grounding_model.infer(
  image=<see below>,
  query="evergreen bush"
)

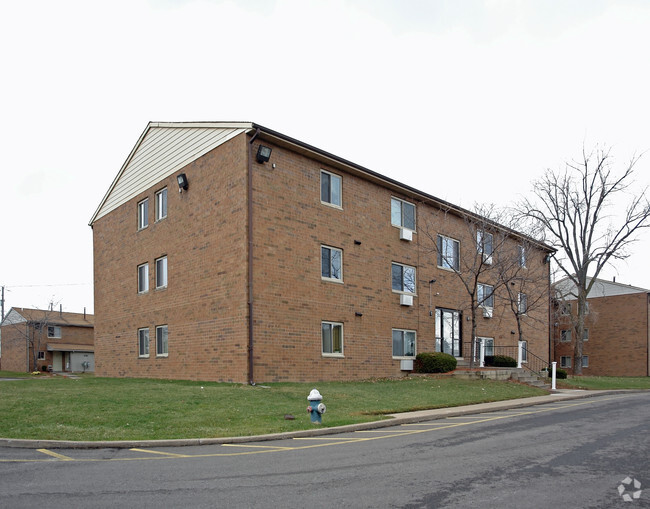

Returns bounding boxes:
[414,352,457,373]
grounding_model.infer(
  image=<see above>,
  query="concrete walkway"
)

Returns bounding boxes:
[1,389,630,450]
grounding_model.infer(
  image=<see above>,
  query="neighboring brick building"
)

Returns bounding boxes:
[0,307,94,373]
[89,122,553,383]
[553,277,650,376]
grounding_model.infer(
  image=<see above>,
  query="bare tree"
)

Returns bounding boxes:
[423,204,513,368]
[518,145,650,374]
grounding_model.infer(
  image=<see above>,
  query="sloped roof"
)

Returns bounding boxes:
[554,276,650,300]
[89,121,553,252]
[2,307,94,328]
[89,122,254,224]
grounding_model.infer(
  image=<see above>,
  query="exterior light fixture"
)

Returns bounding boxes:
[256,145,272,164]
[177,173,189,192]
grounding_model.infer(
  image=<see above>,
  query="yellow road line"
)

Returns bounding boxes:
[221,444,294,450]
[37,449,74,461]
[130,448,189,458]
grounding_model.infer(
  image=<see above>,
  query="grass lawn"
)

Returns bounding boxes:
[558,376,650,390]
[0,373,547,441]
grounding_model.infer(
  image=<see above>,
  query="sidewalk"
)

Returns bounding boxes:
[0,389,628,450]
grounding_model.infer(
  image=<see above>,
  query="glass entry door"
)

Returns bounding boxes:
[435,308,462,357]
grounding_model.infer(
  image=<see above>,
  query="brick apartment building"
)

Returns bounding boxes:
[89,122,553,383]
[554,277,650,376]
[0,307,94,373]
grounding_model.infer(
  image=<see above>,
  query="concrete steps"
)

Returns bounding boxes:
[451,358,551,389]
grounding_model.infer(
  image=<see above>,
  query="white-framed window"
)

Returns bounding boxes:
[518,293,527,314]
[583,328,589,341]
[321,321,343,356]
[560,356,571,368]
[138,198,149,230]
[582,355,589,368]
[478,283,494,308]
[477,230,493,263]
[391,197,416,231]
[437,235,460,271]
[560,329,572,342]
[138,328,149,358]
[155,256,168,289]
[321,245,343,282]
[481,337,494,357]
[521,340,528,363]
[137,263,149,294]
[392,329,416,358]
[560,303,571,315]
[320,170,342,208]
[156,325,168,357]
[155,188,168,221]
[37,351,46,360]
[391,262,416,295]
[518,245,527,268]
[47,326,61,338]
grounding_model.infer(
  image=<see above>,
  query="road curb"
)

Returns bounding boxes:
[0,390,641,449]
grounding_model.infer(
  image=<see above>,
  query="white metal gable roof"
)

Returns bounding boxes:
[89,122,254,224]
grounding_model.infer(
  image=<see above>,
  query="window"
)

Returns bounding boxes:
[518,293,527,314]
[518,245,527,268]
[437,235,460,271]
[478,283,494,308]
[155,188,167,221]
[156,325,168,357]
[480,337,494,357]
[391,263,416,294]
[392,329,416,358]
[560,356,572,368]
[322,322,343,356]
[47,326,61,338]
[320,170,342,207]
[391,197,416,230]
[560,329,572,342]
[138,263,149,294]
[138,198,149,229]
[560,303,570,315]
[582,355,589,367]
[435,308,462,356]
[477,230,493,262]
[521,340,528,363]
[321,246,343,282]
[37,351,46,360]
[583,328,589,341]
[138,328,149,358]
[156,256,168,289]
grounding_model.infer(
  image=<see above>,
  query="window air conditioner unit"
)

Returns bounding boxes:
[399,228,413,241]
[400,294,414,306]
[483,307,493,318]
[483,253,492,265]
[400,359,414,371]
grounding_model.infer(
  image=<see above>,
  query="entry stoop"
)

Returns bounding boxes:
[510,369,551,389]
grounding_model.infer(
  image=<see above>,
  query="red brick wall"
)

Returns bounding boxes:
[92,132,551,383]
[554,292,650,376]
[0,323,29,372]
[93,134,250,382]
[250,141,550,381]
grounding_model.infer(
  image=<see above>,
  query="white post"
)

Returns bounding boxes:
[517,341,523,368]
[479,338,485,368]
[551,361,557,390]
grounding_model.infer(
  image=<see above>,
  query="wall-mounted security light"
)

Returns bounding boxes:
[256,145,272,164]
[177,173,189,192]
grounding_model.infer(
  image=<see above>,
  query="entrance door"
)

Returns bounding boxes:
[435,308,462,357]
[52,352,63,371]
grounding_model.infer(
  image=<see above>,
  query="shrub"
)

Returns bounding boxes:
[555,368,568,379]
[414,352,457,373]
[492,355,518,367]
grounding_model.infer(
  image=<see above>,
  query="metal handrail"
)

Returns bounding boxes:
[463,341,549,378]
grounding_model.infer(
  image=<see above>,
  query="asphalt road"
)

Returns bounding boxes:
[1,392,648,508]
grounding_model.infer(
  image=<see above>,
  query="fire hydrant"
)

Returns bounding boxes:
[307,388,326,424]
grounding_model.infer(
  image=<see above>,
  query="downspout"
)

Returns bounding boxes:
[247,129,260,385]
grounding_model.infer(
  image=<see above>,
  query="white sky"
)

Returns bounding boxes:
[1,0,649,314]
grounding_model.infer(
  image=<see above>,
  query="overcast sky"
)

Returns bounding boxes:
[1,0,649,314]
